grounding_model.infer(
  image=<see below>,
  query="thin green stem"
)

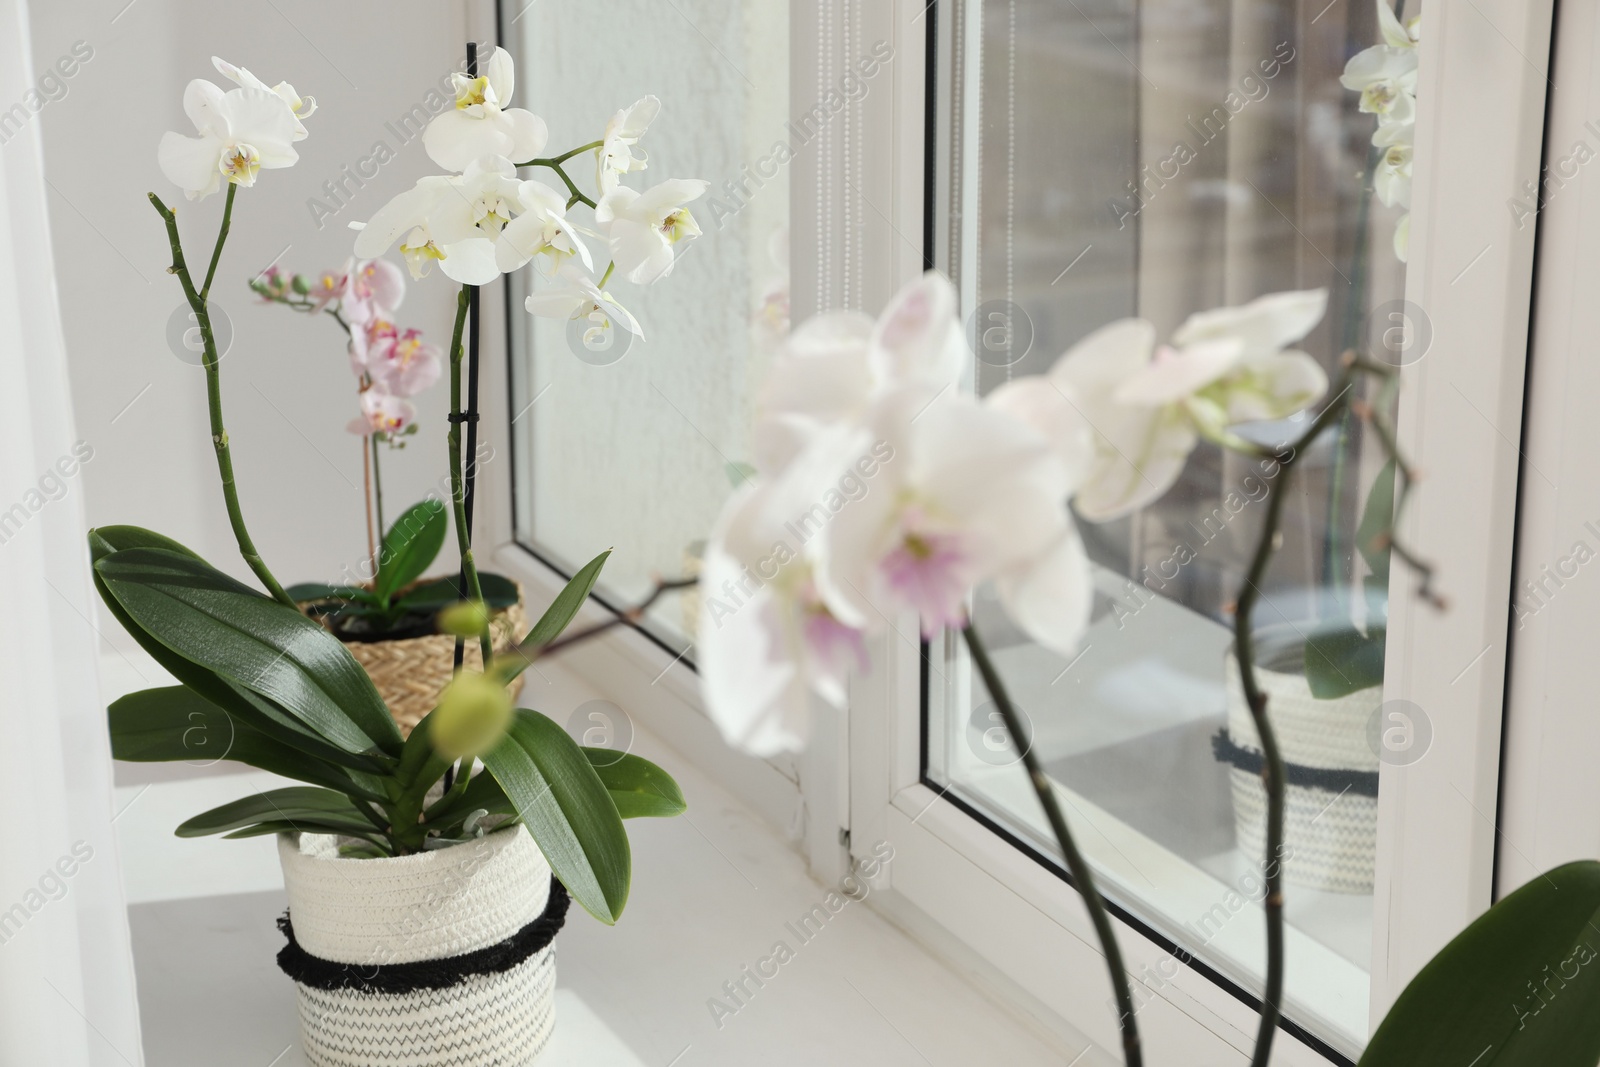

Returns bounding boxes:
[200,183,235,301]
[598,260,615,288]
[446,285,493,665]
[962,625,1143,1067]
[149,191,295,609]
[517,140,604,210]
[519,139,604,168]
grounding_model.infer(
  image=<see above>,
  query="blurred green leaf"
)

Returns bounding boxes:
[1361,861,1600,1067]
[396,572,519,613]
[1357,459,1397,582]
[375,500,448,605]
[1304,625,1386,700]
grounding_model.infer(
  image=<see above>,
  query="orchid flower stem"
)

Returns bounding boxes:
[962,624,1143,1067]
[598,261,615,288]
[517,140,604,210]
[446,285,492,665]
[495,577,696,681]
[362,437,377,566]
[1233,354,1437,1067]
[371,434,386,542]
[199,182,234,301]
[149,189,295,609]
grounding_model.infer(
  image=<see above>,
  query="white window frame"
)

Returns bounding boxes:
[476,0,1555,1062]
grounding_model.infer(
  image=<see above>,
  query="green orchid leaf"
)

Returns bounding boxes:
[108,686,384,802]
[287,582,380,607]
[375,500,449,605]
[482,709,630,924]
[95,547,403,758]
[176,786,378,838]
[1361,861,1600,1067]
[1357,459,1397,582]
[395,572,520,613]
[584,749,687,819]
[87,530,389,774]
[1304,625,1386,700]
[499,551,610,684]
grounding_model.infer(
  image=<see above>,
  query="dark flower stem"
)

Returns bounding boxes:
[445,285,492,665]
[1230,354,1436,1066]
[150,186,295,608]
[962,624,1143,1067]
[517,139,604,209]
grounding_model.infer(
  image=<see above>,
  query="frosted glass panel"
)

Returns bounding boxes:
[509,1,790,645]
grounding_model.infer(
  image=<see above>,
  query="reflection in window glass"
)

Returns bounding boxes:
[509,2,790,649]
[926,0,1413,1053]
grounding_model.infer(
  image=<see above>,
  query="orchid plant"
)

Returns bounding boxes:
[99,48,700,929]
[249,257,521,637]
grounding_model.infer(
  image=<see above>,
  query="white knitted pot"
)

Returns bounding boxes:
[276,826,565,1066]
[1221,651,1381,894]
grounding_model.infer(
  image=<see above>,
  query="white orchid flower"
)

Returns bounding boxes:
[753,272,968,474]
[698,429,873,756]
[1377,0,1421,50]
[1373,121,1413,209]
[595,179,709,285]
[158,78,303,200]
[819,388,1091,656]
[495,180,593,274]
[1394,213,1411,263]
[423,47,549,172]
[352,158,534,284]
[1340,45,1418,126]
[1039,291,1329,522]
[210,56,315,137]
[524,265,643,343]
[595,96,661,195]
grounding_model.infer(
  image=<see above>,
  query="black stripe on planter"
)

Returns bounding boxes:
[275,878,570,994]
[1211,728,1381,798]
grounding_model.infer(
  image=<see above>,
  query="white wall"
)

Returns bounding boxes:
[28,0,480,646]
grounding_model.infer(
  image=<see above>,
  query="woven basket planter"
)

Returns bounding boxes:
[1217,644,1381,895]
[276,827,567,1066]
[333,592,529,737]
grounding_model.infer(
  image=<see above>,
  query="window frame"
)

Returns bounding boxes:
[479,0,1557,1061]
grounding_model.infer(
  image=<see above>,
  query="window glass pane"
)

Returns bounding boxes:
[926,0,1414,1052]
[509,2,790,647]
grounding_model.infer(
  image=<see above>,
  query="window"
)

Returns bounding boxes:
[506,0,792,651]
[924,0,1410,1051]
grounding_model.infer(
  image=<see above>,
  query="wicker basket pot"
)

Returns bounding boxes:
[1218,643,1382,895]
[276,827,567,1066]
[336,590,528,736]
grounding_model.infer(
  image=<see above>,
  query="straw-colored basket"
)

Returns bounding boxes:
[331,592,528,737]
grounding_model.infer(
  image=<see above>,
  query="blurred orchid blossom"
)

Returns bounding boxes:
[700,271,1092,757]
[752,272,967,474]
[365,326,442,398]
[1340,45,1417,126]
[348,390,416,438]
[1032,290,1329,522]
[423,46,548,172]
